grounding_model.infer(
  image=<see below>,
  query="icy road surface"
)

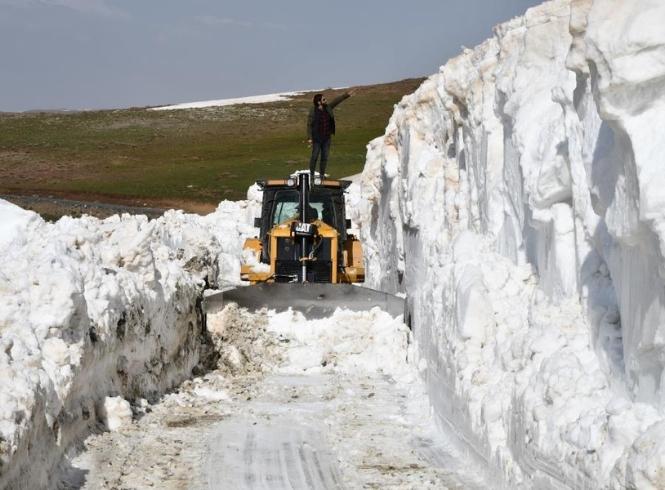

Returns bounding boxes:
[61,307,487,489]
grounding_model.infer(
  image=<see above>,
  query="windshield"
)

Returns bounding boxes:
[271,190,335,225]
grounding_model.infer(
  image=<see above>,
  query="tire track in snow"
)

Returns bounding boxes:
[205,417,343,489]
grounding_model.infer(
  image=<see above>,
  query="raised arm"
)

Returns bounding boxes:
[328,89,354,109]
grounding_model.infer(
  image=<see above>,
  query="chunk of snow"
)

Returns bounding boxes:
[0,199,42,251]
[102,396,132,432]
[267,307,411,379]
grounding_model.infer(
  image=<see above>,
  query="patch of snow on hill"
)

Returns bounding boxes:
[152,91,304,110]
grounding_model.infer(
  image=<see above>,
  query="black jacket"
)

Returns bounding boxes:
[307,92,350,142]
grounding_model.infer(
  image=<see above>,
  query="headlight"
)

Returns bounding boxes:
[287,178,295,186]
[314,177,322,185]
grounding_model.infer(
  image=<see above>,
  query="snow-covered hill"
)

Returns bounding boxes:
[352,0,665,487]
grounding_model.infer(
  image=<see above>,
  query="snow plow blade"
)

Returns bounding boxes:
[204,283,404,320]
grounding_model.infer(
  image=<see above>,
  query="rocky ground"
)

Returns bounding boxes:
[0,194,169,221]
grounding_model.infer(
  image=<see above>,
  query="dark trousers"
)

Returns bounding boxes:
[309,138,331,178]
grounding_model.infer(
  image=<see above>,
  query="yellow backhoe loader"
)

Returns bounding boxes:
[204,171,404,319]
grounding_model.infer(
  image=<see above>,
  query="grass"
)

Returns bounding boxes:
[0,78,423,208]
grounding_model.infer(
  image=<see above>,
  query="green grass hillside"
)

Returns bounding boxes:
[0,79,423,210]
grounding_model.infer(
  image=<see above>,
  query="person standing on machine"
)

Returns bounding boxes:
[307,89,354,181]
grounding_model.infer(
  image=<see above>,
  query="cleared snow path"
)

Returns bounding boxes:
[60,307,487,489]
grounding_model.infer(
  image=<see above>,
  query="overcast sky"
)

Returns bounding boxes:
[0,0,543,112]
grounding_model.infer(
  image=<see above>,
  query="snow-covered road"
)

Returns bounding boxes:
[60,307,487,489]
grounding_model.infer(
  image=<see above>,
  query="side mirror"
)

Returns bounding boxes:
[345,219,352,229]
[254,217,261,228]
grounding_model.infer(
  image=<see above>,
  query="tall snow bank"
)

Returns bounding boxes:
[354,0,665,487]
[0,192,260,489]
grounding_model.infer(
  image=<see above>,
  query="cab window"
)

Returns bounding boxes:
[312,192,336,226]
[271,190,336,226]
[272,191,299,224]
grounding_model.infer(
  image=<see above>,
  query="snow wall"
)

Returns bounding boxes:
[353,0,665,488]
[0,198,259,489]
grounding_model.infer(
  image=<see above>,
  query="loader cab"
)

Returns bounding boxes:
[242,172,364,284]
[256,174,351,263]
